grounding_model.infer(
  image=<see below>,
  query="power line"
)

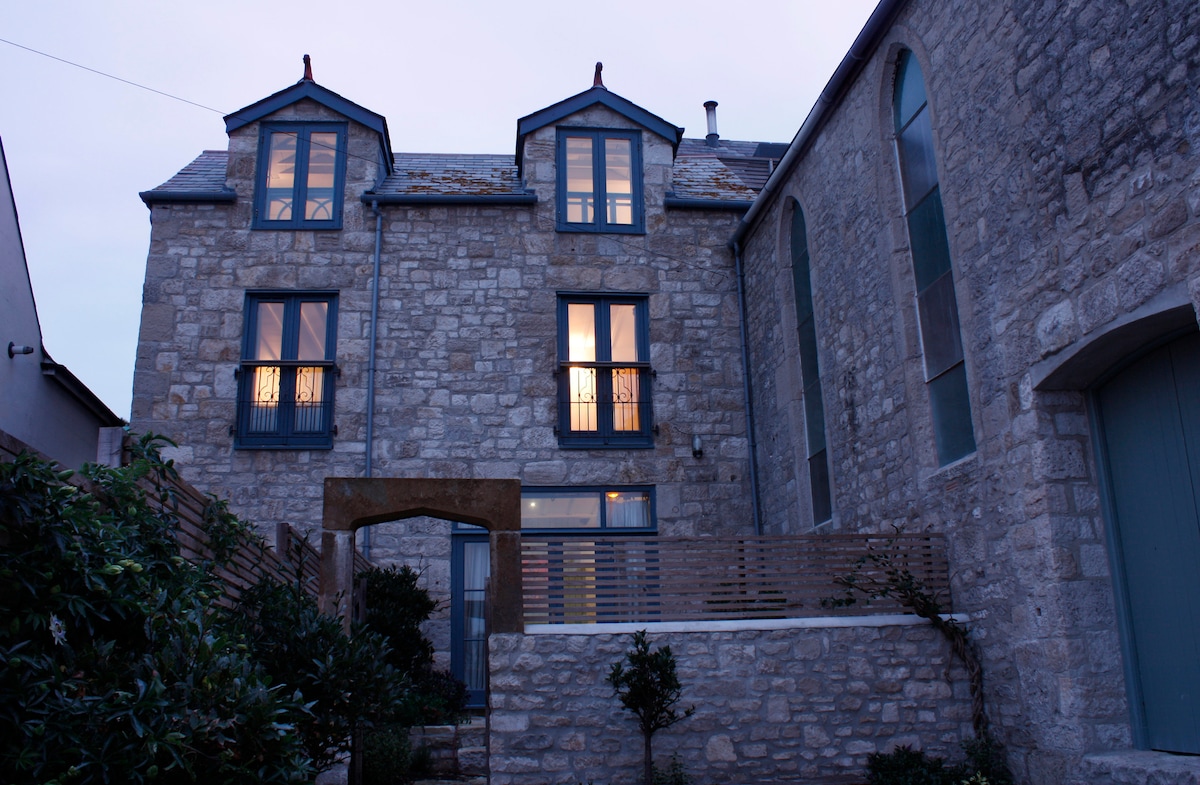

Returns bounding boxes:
[0,36,227,115]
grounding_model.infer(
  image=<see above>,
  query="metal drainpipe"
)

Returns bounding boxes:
[733,239,762,535]
[362,200,383,561]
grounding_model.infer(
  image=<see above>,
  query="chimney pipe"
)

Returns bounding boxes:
[704,100,719,147]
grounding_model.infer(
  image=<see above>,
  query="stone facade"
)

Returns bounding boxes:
[488,620,971,785]
[738,0,1200,782]
[133,97,755,545]
[129,2,1200,782]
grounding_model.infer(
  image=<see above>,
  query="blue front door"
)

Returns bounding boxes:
[1095,329,1200,754]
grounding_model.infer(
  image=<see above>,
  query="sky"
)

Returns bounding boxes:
[1,0,880,419]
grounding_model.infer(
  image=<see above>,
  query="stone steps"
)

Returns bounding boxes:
[1080,751,1200,785]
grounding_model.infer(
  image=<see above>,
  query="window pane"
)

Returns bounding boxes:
[254,302,285,360]
[797,315,820,387]
[249,366,280,433]
[565,137,594,224]
[293,367,325,432]
[898,109,938,207]
[894,51,928,132]
[567,303,596,362]
[265,132,298,221]
[568,367,598,431]
[809,449,832,524]
[605,490,650,528]
[929,362,976,465]
[297,301,329,360]
[605,138,633,225]
[804,379,826,455]
[907,189,953,291]
[305,132,339,221]
[917,272,965,379]
[611,367,641,432]
[522,493,601,528]
[609,304,639,362]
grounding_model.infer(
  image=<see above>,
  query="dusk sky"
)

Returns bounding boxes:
[2,0,879,418]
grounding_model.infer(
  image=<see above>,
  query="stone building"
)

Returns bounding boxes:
[733,0,1200,782]
[131,0,1200,781]
[133,62,774,702]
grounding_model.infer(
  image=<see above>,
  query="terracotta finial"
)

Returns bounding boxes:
[593,62,604,88]
[302,54,313,82]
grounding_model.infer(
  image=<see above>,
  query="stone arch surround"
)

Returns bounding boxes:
[319,477,523,633]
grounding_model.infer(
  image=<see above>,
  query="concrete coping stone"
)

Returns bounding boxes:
[523,612,971,636]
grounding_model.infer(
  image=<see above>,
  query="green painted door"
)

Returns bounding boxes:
[1096,330,1200,754]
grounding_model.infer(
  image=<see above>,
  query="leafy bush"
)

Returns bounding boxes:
[231,578,409,772]
[867,745,958,785]
[359,565,467,726]
[652,754,691,785]
[867,736,1012,785]
[0,437,311,784]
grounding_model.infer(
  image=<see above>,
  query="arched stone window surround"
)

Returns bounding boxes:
[886,43,977,467]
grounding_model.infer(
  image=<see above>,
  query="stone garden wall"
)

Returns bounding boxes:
[488,617,971,785]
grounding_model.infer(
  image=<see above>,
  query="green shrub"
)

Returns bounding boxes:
[867,745,958,785]
[361,722,412,785]
[359,565,467,727]
[652,754,691,785]
[867,736,1012,785]
[0,437,311,784]
[231,578,410,772]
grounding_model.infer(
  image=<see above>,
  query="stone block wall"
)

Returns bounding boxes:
[132,98,754,544]
[738,0,1200,781]
[488,619,971,785]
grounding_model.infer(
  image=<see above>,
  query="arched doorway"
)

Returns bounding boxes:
[1093,328,1200,754]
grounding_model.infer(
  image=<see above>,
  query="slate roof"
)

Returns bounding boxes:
[139,151,235,204]
[141,137,788,205]
[669,138,787,201]
[373,154,526,196]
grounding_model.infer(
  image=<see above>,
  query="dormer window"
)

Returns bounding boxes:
[556,129,644,233]
[254,123,347,229]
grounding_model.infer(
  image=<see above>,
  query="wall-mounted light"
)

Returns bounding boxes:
[692,434,703,459]
[8,342,35,359]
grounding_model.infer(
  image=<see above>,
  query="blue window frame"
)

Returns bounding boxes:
[557,293,652,448]
[789,202,832,523]
[894,50,975,466]
[253,123,347,230]
[236,292,338,449]
[556,128,644,233]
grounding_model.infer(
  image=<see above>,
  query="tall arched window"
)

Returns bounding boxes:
[894,50,975,465]
[790,202,832,523]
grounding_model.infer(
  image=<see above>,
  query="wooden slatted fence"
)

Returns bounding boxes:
[521,532,950,625]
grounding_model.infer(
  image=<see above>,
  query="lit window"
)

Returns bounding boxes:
[254,123,346,229]
[236,292,337,448]
[894,51,975,465]
[556,129,643,233]
[558,294,651,447]
[521,487,654,530]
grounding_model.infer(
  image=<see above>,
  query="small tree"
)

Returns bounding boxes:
[607,630,694,785]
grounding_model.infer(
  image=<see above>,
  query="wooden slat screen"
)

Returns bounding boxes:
[521,532,950,625]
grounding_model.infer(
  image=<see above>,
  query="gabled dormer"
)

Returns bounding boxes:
[516,64,683,235]
[222,56,392,231]
[140,56,396,230]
